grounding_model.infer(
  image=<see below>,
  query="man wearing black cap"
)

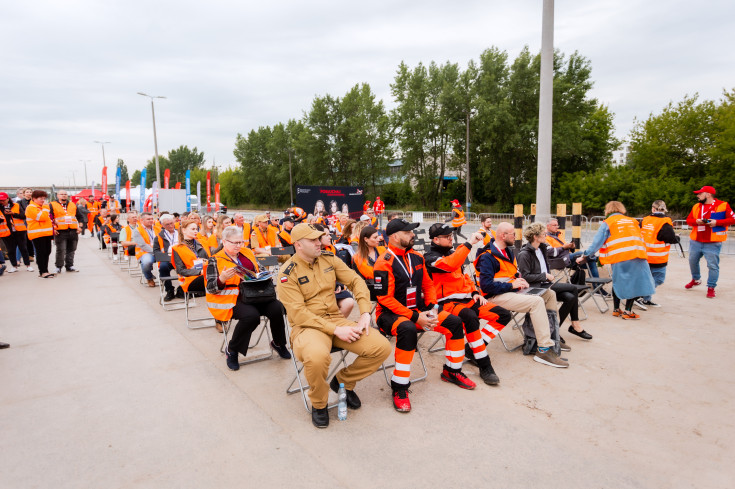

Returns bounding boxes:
[375,219,477,413]
[277,217,295,246]
[424,223,510,385]
[685,186,735,298]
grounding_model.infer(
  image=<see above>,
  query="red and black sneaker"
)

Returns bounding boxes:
[392,389,411,413]
[440,368,476,390]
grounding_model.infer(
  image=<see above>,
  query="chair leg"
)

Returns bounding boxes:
[379,331,430,387]
[185,293,215,329]
[222,318,275,366]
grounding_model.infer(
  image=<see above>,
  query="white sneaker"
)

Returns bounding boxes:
[26,266,34,272]
[67,266,79,272]
[113,255,119,262]
[55,267,62,274]
[7,265,17,273]
[633,299,648,311]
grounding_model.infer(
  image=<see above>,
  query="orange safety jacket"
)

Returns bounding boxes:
[0,215,10,237]
[335,220,344,236]
[481,228,496,246]
[135,224,155,259]
[196,232,212,256]
[473,248,518,283]
[253,226,278,248]
[241,223,252,246]
[599,214,647,265]
[10,203,27,231]
[545,233,566,248]
[121,225,136,256]
[452,208,467,227]
[641,215,673,265]
[25,202,53,240]
[426,243,476,302]
[50,201,79,230]
[353,246,386,280]
[689,201,730,242]
[171,243,206,292]
[205,248,259,321]
[278,229,293,246]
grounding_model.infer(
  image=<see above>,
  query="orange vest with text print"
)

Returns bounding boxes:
[599,214,647,265]
[205,248,259,321]
[50,201,79,230]
[641,215,673,265]
[26,202,53,240]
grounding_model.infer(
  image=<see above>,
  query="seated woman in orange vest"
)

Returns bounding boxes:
[314,224,355,319]
[103,214,122,261]
[336,219,356,245]
[250,214,279,256]
[205,225,290,371]
[577,201,655,319]
[172,217,209,298]
[208,214,233,255]
[352,225,386,281]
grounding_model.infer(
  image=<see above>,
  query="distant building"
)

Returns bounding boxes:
[612,142,631,167]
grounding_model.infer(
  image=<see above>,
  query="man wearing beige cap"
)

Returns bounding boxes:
[277,223,391,428]
[250,214,279,255]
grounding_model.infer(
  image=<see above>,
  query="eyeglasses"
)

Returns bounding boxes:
[225,240,245,246]
[437,235,453,240]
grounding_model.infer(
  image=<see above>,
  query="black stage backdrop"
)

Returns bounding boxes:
[296,185,364,220]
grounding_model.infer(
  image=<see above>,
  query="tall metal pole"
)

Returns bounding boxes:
[150,100,161,186]
[93,141,111,168]
[288,150,294,206]
[536,0,554,224]
[80,160,90,186]
[465,111,470,209]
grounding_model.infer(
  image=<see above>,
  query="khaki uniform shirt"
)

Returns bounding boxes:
[277,251,372,337]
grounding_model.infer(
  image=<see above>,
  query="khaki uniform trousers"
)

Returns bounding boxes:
[291,317,391,409]
[489,289,558,348]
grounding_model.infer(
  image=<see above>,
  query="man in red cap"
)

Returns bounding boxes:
[450,199,467,244]
[685,186,735,298]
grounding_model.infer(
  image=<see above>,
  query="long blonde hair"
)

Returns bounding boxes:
[215,214,232,242]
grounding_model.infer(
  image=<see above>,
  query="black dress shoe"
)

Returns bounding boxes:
[0,342,9,349]
[175,287,185,299]
[164,290,175,302]
[330,376,361,409]
[568,326,593,340]
[312,407,329,428]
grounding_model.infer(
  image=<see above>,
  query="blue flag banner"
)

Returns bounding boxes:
[115,167,121,201]
[196,181,201,212]
[139,169,147,212]
[185,170,191,212]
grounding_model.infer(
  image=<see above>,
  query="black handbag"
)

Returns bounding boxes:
[238,278,277,304]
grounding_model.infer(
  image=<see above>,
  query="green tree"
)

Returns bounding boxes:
[131,169,141,186]
[116,159,129,182]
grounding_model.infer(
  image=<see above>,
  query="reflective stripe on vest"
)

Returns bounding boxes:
[51,201,79,230]
[172,244,205,292]
[689,201,729,242]
[641,215,673,264]
[26,203,53,239]
[599,214,647,265]
[205,249,259,321]
[0,220,10,238]
[452,209,466,227]
[10,203,27,231]
[473,249,517,282]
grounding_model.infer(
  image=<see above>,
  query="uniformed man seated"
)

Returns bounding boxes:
[277,223,391,429]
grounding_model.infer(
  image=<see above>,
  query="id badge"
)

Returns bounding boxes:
[193,259,204,271]
[65,216,73,224]
[406,286,417,309]
[697,226,705,232]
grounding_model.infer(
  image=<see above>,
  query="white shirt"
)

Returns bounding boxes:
[534,247,548,274]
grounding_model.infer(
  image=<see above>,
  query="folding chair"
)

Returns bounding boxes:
[413,238,426,252]
[271,246,294,256]
[219,317,275,366]
[377,329,430,386]
[284,315,349,413]
[107,232,119,261]
[155,252,185,310]
[256,255,279,270]
[577,261,612,314]
[184,290,215,329]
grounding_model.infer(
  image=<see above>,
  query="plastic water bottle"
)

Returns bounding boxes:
[337,383,347,421]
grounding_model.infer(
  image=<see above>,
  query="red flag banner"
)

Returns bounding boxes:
[125,180,131,212]
[102,167,108,196]
[206,171,211,212]
[164,169,170,189]
[174,182,181,189]
[215,183,220,208]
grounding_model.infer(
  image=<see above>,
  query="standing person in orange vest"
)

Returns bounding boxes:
[638,200,679,308]
[1,192,33,273]
[450,199,467,244]
[25,190,55,278]
[577,201,655,319]
[684,186,735,298]
[49,190,82,273]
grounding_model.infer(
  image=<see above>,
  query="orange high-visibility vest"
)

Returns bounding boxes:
[121,225,135,256]
[599,214,647,265]
[135,224,155,259]
[205,248,260,321]
[253,226,278,248]
[353,246,386,280]
[25,202,53,240]
[10,203,27,231]
[241,223,252,245]
[196,232,212,256]
[171,243,205,292]
[431,245,477,301]
[641,215,673,265]
[689,202,729,242]
[50,201,79,230]
[278,230,293,246]
[481,228,496,246]
[452,208,467,227]
[473,248,518,283]
[0,217,10,237]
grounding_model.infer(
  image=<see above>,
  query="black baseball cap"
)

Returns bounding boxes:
[385,218,420,236]
[429,223,454,239]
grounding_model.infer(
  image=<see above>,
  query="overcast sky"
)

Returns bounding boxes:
[1,0,733,187]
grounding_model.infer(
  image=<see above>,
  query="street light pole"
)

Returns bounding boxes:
[80,160,91,186]
[137,92,166,189]
[465,110,471,210]
[536,0,554,224]
[288,150,294,206]
[93,141,111,169]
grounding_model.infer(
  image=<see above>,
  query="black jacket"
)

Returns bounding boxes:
[516,242,553,287]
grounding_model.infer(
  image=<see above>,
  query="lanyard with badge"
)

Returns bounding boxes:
[389,249,418,309]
